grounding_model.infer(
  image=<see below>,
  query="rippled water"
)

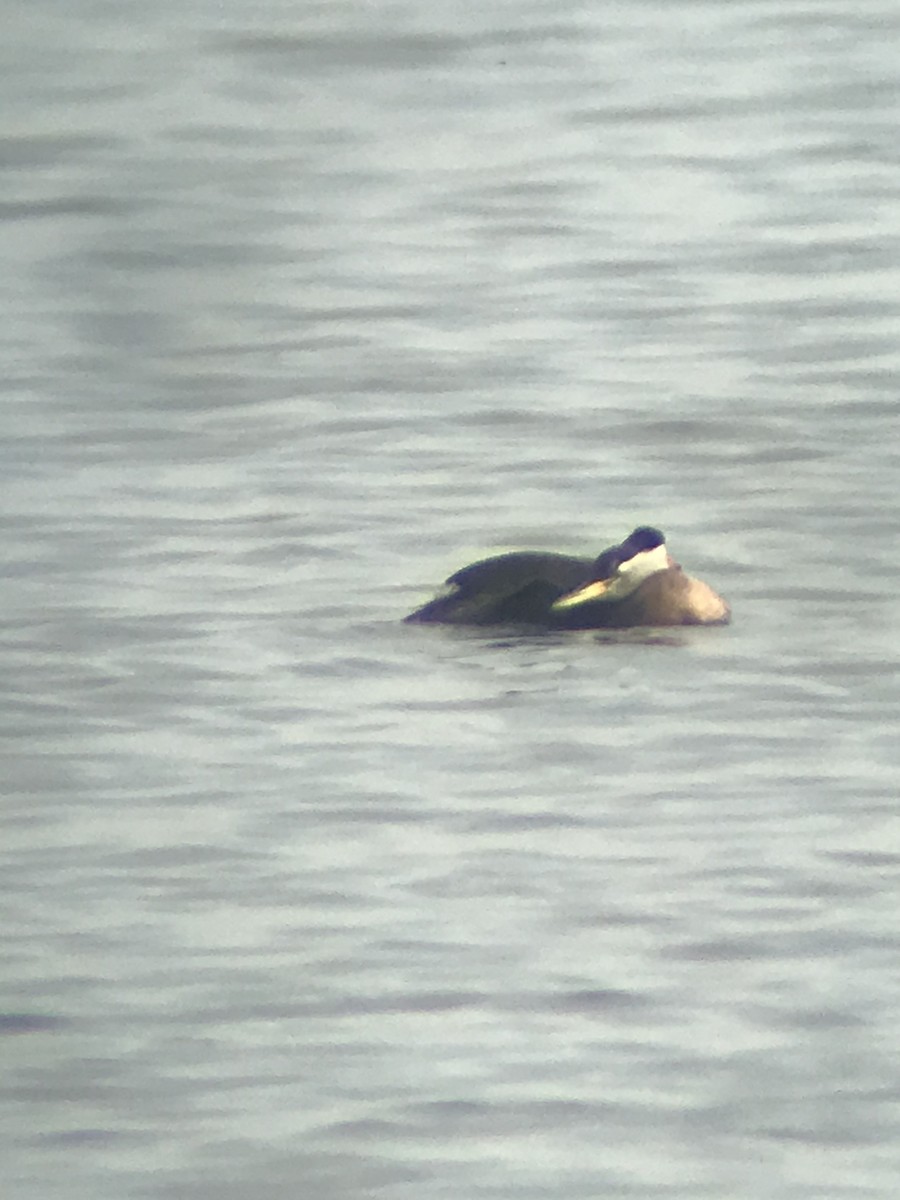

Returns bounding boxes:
[3,2,900,1198]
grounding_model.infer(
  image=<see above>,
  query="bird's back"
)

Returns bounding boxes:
[405,551,593,625]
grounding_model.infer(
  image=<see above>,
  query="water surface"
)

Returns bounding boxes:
[3,2,900,1198]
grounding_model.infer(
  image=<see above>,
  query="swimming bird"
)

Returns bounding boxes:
[404,526,730,629]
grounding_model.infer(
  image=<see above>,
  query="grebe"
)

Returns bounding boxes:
[404,526,730,629]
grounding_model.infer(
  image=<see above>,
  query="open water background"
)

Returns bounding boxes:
[3,1,900,1197]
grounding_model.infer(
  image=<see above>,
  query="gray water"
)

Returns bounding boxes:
[3,1,900,1197]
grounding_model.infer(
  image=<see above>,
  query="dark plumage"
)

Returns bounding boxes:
[404,526,730,629]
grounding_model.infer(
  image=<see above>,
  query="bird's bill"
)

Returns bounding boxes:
[551,578,612,610]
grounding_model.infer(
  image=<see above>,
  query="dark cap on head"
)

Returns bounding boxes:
[588,527,665,582]
[623,527,665,552]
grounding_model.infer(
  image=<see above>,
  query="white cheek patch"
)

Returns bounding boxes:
[618,542,669,586]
